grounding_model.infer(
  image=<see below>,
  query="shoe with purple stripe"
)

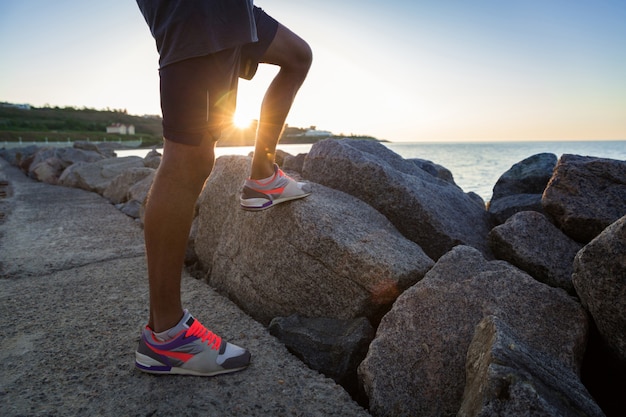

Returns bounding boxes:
[240,164,311,211]
[135,312,250,376]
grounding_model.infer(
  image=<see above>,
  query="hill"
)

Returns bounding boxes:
[0,103,163,147]
[0,103,383,147]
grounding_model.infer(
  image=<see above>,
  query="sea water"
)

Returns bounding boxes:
[386,140,626,201]
[117,140,625,202]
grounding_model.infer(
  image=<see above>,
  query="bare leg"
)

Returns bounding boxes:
[250,24,313,180]
[144,138,216,332]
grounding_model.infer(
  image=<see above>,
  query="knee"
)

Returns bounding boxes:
[286,40,313,80]
[159,140,215,188]
[297,41,313,73]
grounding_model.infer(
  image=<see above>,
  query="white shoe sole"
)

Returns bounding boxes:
[135,352,249,376]
[240,192,311,211]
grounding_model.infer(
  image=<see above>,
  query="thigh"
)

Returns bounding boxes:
[239,7,279,80]
[259,22,312,69]
[159,48,240,146]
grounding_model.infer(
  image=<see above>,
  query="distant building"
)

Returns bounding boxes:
[106,123,135,135]
[0,102,31,110]
[303,128,332,138]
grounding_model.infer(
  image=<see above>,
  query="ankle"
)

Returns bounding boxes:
[250,160,276,180]
[149,309,185,334]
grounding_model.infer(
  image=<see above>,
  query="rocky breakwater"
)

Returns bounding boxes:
[2,138,625,416]
[193,140,625,416]
[0,143,160,220]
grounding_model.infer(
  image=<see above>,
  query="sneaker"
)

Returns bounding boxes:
[240,164,311,211]
[135,313,251,376]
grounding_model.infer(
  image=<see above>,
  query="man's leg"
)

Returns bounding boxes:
[138,136,250,376]
[250,23,313,180]
[143,48,239,332]
[143,138,216,332]
[135,32,250,377]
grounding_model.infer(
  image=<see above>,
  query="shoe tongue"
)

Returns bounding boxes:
[162,311,193,340]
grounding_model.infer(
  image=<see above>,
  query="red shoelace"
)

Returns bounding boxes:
[186,319,222,351]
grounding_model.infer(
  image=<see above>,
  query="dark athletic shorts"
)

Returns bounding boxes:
[159,7,278,145]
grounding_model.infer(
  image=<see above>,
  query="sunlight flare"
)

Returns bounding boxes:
[233,111,254,129]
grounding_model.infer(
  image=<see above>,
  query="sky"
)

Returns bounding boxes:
[1,0,625,142]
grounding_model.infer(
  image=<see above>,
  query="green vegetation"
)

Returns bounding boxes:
[0,102,384,148]
[0,104,163,147]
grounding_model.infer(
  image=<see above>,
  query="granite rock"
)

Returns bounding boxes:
[143,147,162,169]
[488,153,556,224]
[59,156,145,195]
[27,147,105,184]
[123,170,156,221]
[73,140,118,158]
[408,157,456,185]
[358,245,587,417]
[488,193,544,225]
[491,153,557,201]
[269,314,374,395]
[194,155,434,325]
[282,152,307,174]
[542,154,626,243]
[458,315,604,417]
[0,145,40,167]
[489,211,583,293]
[103,167,154,204]
[573,215,626,362]
[302,139,493,260]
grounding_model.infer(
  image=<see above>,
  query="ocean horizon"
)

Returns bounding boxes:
[118,139,626,202]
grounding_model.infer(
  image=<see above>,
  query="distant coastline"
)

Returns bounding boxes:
[0,102,384,148]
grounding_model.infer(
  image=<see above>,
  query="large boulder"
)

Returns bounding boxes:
[458,315,604,417]
[194,155,434,325]
[487,193,544,224]
[408,158,456,185]
[302,139,492,260]
[120,170,156,220]
[269,314,374,396]
[488,211,583,293]
[59,156,145,195]
[27,147,105,185]
[103,167,154,204]
[0,145,39,167]
[358,245,588,417]
[487,193,544,225]
[542,154,626,243]
[491,153,557,201]
[488,153,557,224]
[128,170,155,204]
[282,152,307,174]
[29,159,64,185]
[73,140,117,158]
[143,147,162,169]
[573,215,626,362]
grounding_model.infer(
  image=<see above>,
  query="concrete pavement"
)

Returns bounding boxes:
[0,157,369,416]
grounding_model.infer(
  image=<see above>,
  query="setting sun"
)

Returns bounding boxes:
[233,111,254,129]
